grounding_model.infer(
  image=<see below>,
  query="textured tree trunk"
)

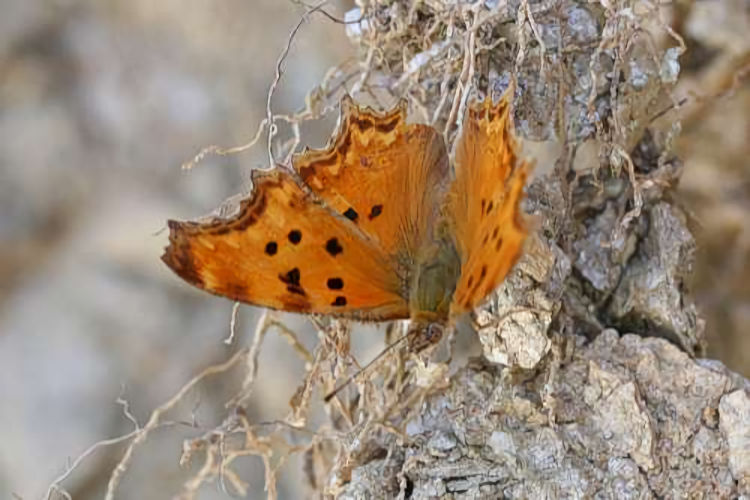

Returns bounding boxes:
[320,1,750,497]
[338,330,750,498]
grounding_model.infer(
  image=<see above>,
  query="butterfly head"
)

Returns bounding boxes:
[406,316,446,352]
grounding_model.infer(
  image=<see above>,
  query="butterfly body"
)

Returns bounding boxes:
[162,90,529,348]
[409,237,461,321]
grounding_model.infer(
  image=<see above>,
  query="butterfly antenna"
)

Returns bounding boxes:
[323,330,411,403]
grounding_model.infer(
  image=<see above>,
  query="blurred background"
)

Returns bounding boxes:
[0,1,355,498]
[0,0,747,498]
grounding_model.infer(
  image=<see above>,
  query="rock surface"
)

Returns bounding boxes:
[340,331,748,498]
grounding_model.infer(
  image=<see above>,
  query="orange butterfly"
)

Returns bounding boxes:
[162,89,529,349]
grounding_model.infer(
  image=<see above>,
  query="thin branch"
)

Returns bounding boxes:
[104,349,249,500]
[267,1,329,168]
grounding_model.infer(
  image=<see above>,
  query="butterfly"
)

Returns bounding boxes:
[162,88,529,350]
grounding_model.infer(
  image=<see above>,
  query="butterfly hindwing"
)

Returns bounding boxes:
[162,168,410,320]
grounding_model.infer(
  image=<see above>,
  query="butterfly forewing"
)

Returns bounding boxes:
[162,169,410,321]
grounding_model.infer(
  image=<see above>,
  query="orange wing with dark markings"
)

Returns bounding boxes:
[448,90,529,317]
[162,92,530,329]
[162,168,410,320]
[293,96,449,260]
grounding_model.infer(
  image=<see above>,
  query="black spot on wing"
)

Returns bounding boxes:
[265,241,278,256]
[495,237,504,252]
[288,230,302,244]
[332,296,347,306]
[279,267,306,296]
[325,238,343,256]
[343,207,359,222]
[368,204,383,220]
[473,265,488,289]
[327,278,344,290]
[281,267,301,285]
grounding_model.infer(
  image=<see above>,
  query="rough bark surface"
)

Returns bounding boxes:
[321,1,750,498]
[340,331,750,498]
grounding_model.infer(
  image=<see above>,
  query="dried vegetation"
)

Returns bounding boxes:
[46,0,750,498]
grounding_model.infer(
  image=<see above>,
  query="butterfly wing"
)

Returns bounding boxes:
[293,97,449,260]
[162,168,409,320]
[448,91,529,316]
